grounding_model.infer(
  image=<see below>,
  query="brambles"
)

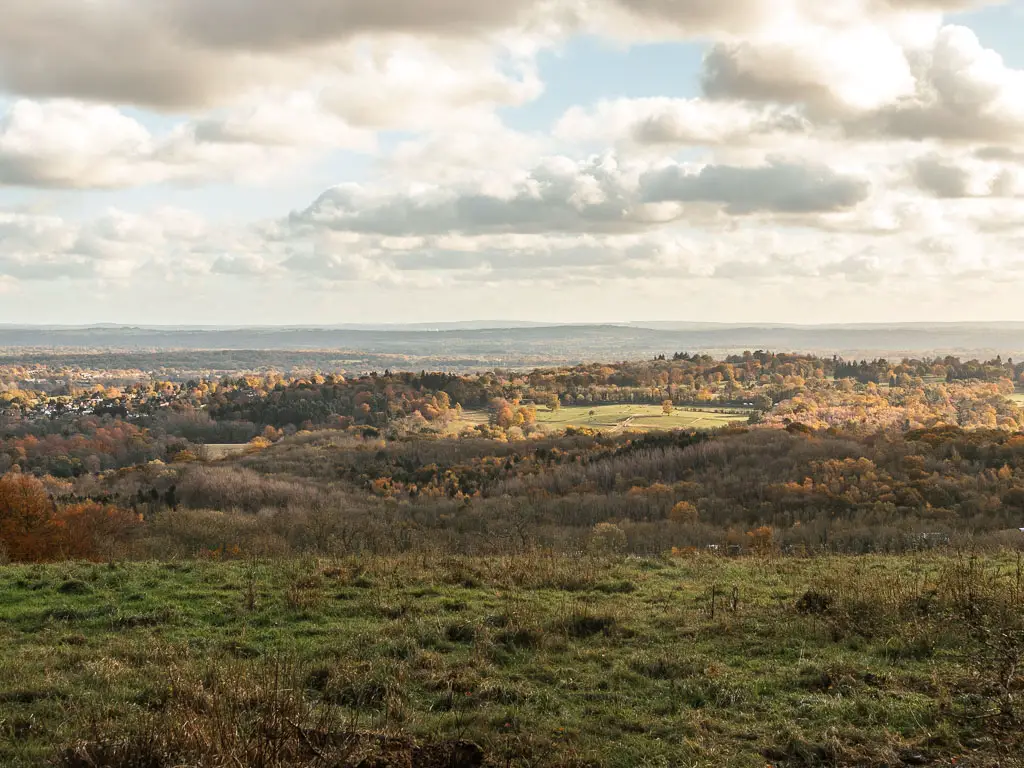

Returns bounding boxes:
[796,590,832,615]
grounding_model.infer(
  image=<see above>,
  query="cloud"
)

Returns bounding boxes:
[211,254,279,276]
[0,99,373,189]
[700,24,920,114]
[384,118,551,182]
[588,0,1000,48]
[554,98,811,147]
[0,208,271,282]
[909,153,1022,198]
[173,0,542,50]
[0,1,551,110]
[976,146,1024,164]
[0,101,152,188]
[850,25,1024,143]
[190,93,375,149]
[0,0,997,110]
[701,22,1024,146]
[0,3,246,109]
[641,161,871,214]
[293,154,876,239]
[317,43,543,131]
[292,155,670,236]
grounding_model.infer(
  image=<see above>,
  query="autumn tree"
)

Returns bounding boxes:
[0,472,139,562]
[0,472,57,562]
[669,501,699,524]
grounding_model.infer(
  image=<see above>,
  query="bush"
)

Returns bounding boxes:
[588,523,627,556]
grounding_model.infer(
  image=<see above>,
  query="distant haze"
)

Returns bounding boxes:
[3,324,1024,372]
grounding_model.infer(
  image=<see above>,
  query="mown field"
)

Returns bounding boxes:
[1,553,1021,767]
[200,444,255,460]
[534,405,752,432]
[446,405,752,435]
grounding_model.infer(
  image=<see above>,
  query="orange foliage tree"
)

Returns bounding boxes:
[0,472,139,562]
[0,473,60,561]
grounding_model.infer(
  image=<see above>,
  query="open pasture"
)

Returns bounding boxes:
[0,553,1019,767]
[199,444,254,460]
[535,404,752,432]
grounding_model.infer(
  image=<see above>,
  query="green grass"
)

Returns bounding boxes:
[443,409,491,434]
[1009,393,1024,406]
[200,444,254,460]
[447,405,752,434]
[536,404,752,432]
[0,553,1018,767]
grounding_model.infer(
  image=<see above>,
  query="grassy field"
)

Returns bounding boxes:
[200,444,255,460]
[0,553,1020,767]
[1010,393,1024,406]
[535,404,752,432]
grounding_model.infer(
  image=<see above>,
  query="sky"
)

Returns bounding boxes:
[1,0,1024,326]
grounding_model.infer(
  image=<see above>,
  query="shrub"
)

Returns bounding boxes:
[588,522,627,555]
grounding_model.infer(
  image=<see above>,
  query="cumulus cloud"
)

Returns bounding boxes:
[588,0,991,42]
[849,25,1024,143]
[0,101,152,188]
[0,0,996,110]
[0,99,373,189]
[172,0,541,49]
[3,0,1024,322]
[211,254,279,276]
[0,208,271,282]
[0,1,552,110]
[190,93,374,149]
[554,98,811,147]
[909,153,1022,198]
[292,155,667,236]
[701,32,917,114]
[317,43,543,131]
[293,155,873,238]
[699,8,931,115]
[977,146,1024,164]
[702,22,1024,146]
[384,118,551,181]
[641,161,871,214]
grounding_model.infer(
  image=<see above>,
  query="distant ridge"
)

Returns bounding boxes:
[2,322,1024,362]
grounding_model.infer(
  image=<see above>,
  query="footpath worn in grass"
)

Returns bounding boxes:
[0,553,1022,767]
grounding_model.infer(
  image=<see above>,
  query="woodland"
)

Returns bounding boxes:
[4,351,1024,767]
[2,351,1024,561]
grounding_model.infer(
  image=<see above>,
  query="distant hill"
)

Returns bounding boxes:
[1,323,1023,367]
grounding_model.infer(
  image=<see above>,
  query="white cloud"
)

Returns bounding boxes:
[849,25,1024,143]
[2,0,1023,324]
[0,101,152,188]
[555,98,812,147]
[293,154,874,238]
[0,208,273,282]
[318,42,543,131]
[909,152,1023,198]
[292,155,665,236]
[0,99,374,189]
[701,27,919,114]
[640,160,871,214]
